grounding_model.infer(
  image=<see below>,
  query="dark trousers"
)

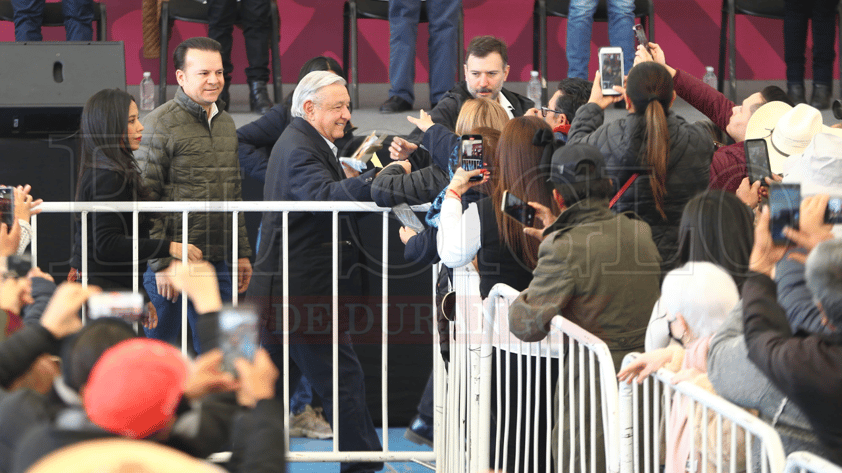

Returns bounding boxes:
[260,292,383,473]
[784,0,840,84]
[11,0,93,41]
[206,0,271,84]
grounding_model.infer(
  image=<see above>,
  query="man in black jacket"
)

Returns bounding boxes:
[390,35,534,167]
[743,196,842,464]
[248,71,392,473]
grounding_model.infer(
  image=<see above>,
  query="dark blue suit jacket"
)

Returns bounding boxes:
[250,117,377,304]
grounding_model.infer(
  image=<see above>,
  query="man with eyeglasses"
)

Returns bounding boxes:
[526,77,591,143]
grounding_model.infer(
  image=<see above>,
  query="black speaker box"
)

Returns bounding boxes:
[0,41,126,137]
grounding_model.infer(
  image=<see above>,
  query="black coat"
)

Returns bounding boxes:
[237,102,358,183]
[71,168,171,293]
[567,103,713,269]
[249,117,377,308]
[405,82,534,169]
[743,273,842,465]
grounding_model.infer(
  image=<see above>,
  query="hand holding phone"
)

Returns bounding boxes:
[219,305,258,376]
[460,134,485,181]
[88,291,148,325]
[768,183,800,245]
[502,191,536,227]
[598,47,624,96]
[633,24,651,56]
[0,187,14,229]
[392,203,425,234]
[744,139,772,185]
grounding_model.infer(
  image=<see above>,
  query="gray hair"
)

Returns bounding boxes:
[806,238,842,327]
[291,71,347,118]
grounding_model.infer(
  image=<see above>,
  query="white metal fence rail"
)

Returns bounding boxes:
[784,452,842,473]
[619,352,787,473]
[30,201,437,467]
[447,266,621,473]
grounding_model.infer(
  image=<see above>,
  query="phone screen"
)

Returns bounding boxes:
[769,184,800,245]
[501,191,536,227]
[88,292,147,324]
[460,135,484,182]
[0,187,14,228]
[826,197,842,224]
[219,305,258,375]
[633,24,649,51]
[744,139,772,185]
[392,203,425,234]
[599,49,623,95]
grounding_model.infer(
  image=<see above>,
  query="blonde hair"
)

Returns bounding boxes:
[454,98,509,135]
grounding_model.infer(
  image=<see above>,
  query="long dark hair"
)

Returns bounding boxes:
[284,56,345,107]
[675,190,754,290]
[492,116,556,269]
[626,62,674,220]
[75,88,147,202]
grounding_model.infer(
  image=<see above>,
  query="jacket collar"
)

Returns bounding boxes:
[449,81,531,116]
[543,197,614,236]
[174,87,225,122]
[291,117,344,175]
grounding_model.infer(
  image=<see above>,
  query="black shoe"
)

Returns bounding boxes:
[249,80,273,115]
[404,415,433,447]
[380,96,412,114]
[787,82,806,104]
[810,83,832,110]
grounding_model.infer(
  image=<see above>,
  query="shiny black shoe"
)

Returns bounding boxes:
[787,82,806,104]
[404,415,433,447]
[380,96,412,114]
[810,83,832,110]
[249,80,273,115]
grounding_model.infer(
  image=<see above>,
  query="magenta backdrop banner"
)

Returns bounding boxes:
[0,0,828,85]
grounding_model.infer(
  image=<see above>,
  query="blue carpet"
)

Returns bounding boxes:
[287,427,433,472]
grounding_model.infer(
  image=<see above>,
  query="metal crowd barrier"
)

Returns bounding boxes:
[618,352,787,473]
[30,201,437,467]
[784,452,842,473]
[448,267,620,473]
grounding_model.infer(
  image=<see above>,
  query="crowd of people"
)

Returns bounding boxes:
[0,27,841,473]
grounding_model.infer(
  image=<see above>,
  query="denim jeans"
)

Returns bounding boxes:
[566,0,635,80]
[11,0,93,41]
[143,260,233,354]
[388,0,461,105]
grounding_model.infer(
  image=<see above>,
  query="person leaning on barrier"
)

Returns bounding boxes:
[248,70,391,473]
[508,143,661,472]
[135,37,253,354]
[743,195,842,465]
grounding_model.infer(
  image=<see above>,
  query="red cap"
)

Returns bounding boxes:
[84,339,187,439]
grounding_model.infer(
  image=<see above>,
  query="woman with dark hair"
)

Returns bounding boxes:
[645,189,754,350]
[71,89,203,327]
[568,61,713,273]
[237,56,355,183]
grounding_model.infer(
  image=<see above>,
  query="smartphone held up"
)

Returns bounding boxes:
[598,47,623,96]
[501,191,536,227]
[460,134,485,181]
[0,186,14,228]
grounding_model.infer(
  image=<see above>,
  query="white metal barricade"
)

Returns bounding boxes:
[619,352,787,473]
[30,201,437,468]
[784,452,842,473]
[446,266,621,473]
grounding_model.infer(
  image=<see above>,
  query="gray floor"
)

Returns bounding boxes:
[141,80,841,138]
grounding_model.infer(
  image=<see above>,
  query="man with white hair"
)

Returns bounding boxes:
[248,70,388,472]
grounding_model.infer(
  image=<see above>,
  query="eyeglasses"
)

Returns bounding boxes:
[540,106,564,118]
